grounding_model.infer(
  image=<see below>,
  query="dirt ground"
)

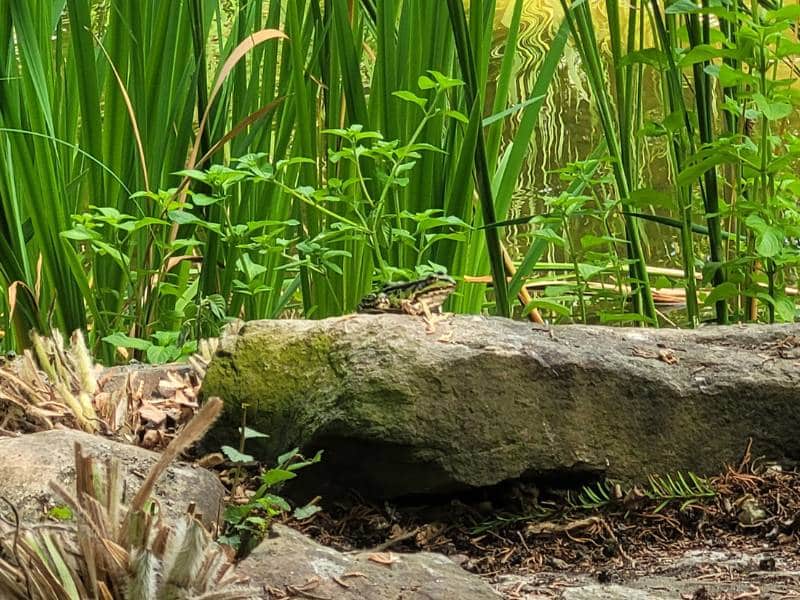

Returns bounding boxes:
[294,448,800,599]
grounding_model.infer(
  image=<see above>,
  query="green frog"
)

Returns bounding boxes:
[358,274,456,326]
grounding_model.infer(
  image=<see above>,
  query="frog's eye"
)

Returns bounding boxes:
[357,293,376,310]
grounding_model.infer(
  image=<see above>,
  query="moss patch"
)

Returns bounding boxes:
[202,323,341,458]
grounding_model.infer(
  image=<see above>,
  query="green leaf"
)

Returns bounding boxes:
[755,228,783,258]
[276,449,299,467]
[61,227,97,241]
[417,74,436,89]
[523,299,572,318]
[428,70,463,89]
[191,193,222,207]
[48,505,74,521]
[679,44,724,66]
[293,503,322,520]
[168,210,201,225]
[146,344,177,365]
[665,0,700,14]
[393,90,427,108]
[241,426,269,440]
[715,64,751,87]
[752,93,792,121]
[243,516,268,528]
[534,228,566,247]
[221,446,254,464]
[102,333,151,351]
[256,494,291,512]
[577,263,606,280]
[130,217,169,231]
[774,295,796,322]
[703,282,739,305]
[767,5,800,23]
[285,449,323,472]
[744,214,767,233]
[260,468,297,487]
[174,169,209,183]
[444,109,469,124]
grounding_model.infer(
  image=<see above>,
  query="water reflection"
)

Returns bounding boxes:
[491,1,670,262]
[492,1,598,255]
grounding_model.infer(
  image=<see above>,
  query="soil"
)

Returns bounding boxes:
[287,445,800,599]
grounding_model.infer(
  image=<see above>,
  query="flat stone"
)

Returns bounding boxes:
[235,523,500,599]
[493,546,800,599]
[0,429,224,528]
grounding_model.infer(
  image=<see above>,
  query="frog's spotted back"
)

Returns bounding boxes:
[357,274,456,315]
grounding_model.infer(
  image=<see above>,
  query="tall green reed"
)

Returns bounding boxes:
[559,0,657,325]
[551,0,800,326]
[0,0,565,357]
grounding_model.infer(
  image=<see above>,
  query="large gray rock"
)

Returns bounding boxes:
[201,316,800,498]
[0,429,225,527]
[235,524,500,599]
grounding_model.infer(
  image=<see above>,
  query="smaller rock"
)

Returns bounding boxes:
[235,523,500,600]
[738,496,768,526]
[0,429,224,528]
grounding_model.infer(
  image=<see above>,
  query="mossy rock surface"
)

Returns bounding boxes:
[202,316,800,499]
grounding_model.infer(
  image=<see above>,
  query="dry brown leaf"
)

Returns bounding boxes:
[138,404,167,426]
[197,452,225,468]
[158,377,185,396]
[367,552,398,566]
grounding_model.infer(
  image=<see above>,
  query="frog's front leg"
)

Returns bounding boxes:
[400,298,442,333]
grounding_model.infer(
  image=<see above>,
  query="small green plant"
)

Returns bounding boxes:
[67,80,472,360]
[474,471,716,534]
[221,72,473,317]
[219,426,322,556]
[46,505,73,522]
[64,180,296,362]
[101,331,199,365]
[646,471,716,513]
[567,479,616,510]
[527,156,637,324]
[566,472,715,513]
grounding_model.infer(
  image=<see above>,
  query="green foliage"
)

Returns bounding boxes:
[0,0,564,357]
[567,472,715,512]
[474,472,716,534]
[646,471,716,513]
[219,432,322,557]
[4,0,799,344]
[538,0,800,326]
[47,505,74,522]
[567,479,615,510]
[69,108,473,358]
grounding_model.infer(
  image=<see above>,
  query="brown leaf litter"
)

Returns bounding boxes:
[291,442,800,597]
[0,331,215,450]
